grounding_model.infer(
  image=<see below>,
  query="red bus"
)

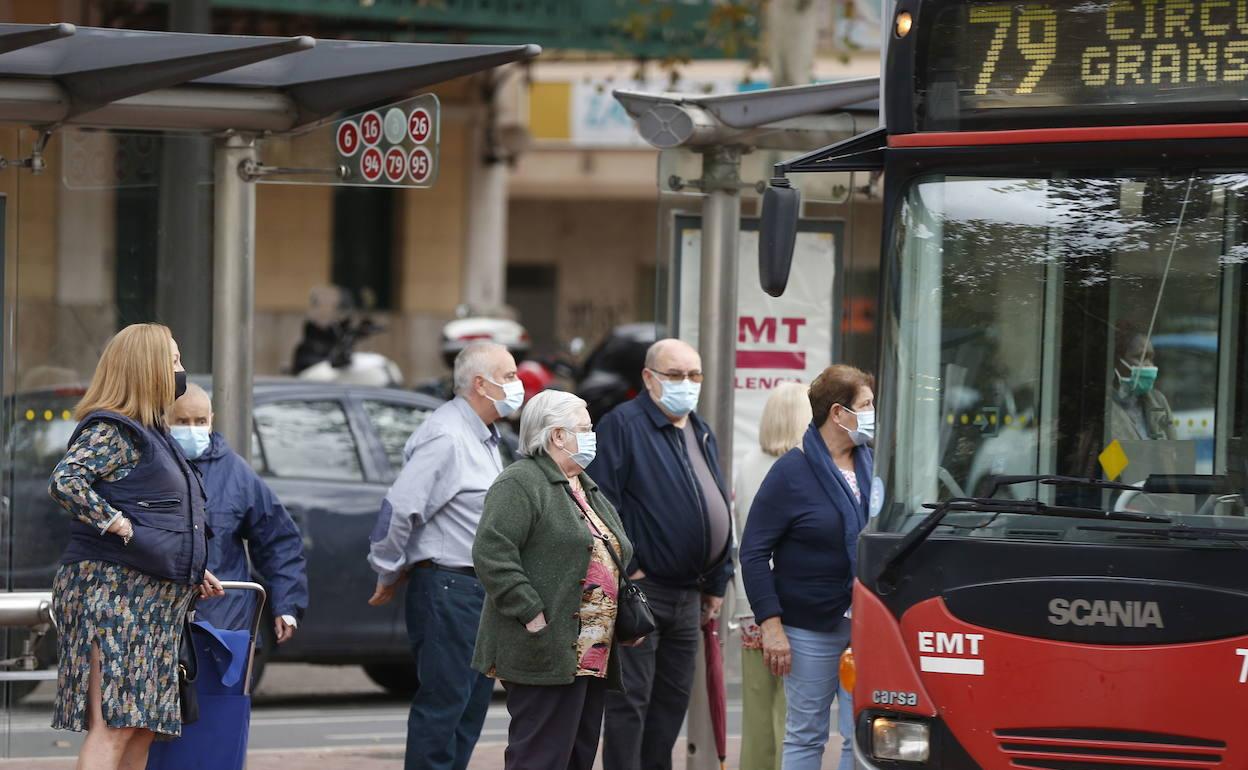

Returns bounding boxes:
[761,0,1248,766]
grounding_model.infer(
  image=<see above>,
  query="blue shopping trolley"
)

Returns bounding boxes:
[147,581,266,770]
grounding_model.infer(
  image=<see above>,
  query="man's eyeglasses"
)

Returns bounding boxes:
[649,368,704,384]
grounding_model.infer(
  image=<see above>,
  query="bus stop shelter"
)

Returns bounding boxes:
[0,21,537,684]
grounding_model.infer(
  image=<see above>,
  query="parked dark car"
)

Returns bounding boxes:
[1,379,516,698]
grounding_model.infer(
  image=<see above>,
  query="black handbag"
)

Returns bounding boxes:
[177,615,200,725]
[569,487,656,644]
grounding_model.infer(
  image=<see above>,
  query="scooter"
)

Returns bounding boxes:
[291,288,404,388]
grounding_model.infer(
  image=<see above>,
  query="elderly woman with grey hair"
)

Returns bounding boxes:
[472,390,635,770]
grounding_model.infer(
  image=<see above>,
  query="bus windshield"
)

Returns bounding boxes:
[877,170,1248,544]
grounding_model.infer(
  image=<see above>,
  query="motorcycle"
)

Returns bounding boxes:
[291,287,404,388]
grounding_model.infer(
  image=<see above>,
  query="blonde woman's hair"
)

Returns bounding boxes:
[758,381,812,457]
[76,323,176,427]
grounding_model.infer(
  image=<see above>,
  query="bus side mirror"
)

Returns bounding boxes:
[760,178,800,297]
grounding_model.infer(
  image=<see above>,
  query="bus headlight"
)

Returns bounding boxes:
[872,718,931,763]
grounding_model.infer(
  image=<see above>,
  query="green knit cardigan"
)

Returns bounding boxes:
[471,452,633,688]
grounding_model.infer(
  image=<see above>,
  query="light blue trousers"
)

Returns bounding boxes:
[781,621,855,770]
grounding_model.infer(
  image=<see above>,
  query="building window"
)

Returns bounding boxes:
[332,187,395,311]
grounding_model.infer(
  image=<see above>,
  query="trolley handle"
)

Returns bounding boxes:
[192,580,268,696]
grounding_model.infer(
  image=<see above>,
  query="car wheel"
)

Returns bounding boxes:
[248,616,276,693]
[363,662,418,697]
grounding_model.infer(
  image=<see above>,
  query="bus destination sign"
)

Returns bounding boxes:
[918,0,1248,129]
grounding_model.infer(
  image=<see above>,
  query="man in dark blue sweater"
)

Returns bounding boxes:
[588,338,733,770]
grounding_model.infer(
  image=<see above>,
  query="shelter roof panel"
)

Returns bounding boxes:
[0,23,539,132]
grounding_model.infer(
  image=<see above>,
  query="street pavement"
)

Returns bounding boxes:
[0,663,850,769]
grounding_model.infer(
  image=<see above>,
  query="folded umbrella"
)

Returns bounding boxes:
[703,616,728,765]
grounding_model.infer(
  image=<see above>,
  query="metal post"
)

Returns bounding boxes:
[212,133,257,462]
[697,145,742,478]
[687,144,742,770]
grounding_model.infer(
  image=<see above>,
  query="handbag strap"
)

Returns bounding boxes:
[563,482,636,589]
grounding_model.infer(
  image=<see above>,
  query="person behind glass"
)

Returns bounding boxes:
[168,384,309,641]
[588,338,734,770]
[1108,327,1176,442]
[733,382,812,770]
[740,365,875,770]
[472,390,636,770]
[48,323,224,770]
[367,340,523,770]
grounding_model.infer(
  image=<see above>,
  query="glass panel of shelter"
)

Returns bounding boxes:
[0,127,215,753]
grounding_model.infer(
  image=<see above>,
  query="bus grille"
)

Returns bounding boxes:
[995,728,1225,769]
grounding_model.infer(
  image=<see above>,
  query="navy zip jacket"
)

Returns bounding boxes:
[740,425,872,632]
[587,393,734,596]
[59,411,209,585]
[191,432,309,631]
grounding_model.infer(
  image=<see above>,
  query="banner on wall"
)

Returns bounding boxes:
[674,216,841,474]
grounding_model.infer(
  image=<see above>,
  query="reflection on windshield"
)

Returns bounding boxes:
[880,171,1248,544]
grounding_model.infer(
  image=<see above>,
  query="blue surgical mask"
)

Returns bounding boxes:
[171,425,211,460]
[840,408,875,447]
[1119,360,1158,397]
[488,378,525,418]
[657,379,701,417]
[561,429,597,468]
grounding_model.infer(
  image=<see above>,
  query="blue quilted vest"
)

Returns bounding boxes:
[59,411,209,585]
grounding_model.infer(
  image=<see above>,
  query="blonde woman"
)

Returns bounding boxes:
[49,324,223,770]
[734,381,812,770]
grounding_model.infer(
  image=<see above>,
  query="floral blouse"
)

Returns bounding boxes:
[50,422,141,531]
[569,483,622,678]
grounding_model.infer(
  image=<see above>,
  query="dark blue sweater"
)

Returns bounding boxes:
[740,432,871,632]
[587,393,734,596]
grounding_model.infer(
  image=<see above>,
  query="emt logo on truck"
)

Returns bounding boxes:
[917,631,985,676]
[1048,598,1164,628]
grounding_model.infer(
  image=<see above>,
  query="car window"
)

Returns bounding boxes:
[254,400,363,481]
[249,430,266,474]
[362,400,430,480]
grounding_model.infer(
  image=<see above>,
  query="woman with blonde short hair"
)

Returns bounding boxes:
[734,381,812,770]
[49,323,223,770]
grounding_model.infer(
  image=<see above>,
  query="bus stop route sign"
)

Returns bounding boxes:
[335,93,440,189]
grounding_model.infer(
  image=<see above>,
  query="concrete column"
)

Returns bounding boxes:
[461,109,508,310]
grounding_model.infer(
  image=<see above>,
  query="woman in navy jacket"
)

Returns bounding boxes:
[48,324,223,770]
[740,365,875,770]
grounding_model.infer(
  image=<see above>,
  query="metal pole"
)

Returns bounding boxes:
[212,133,257,462]
[697,145,742,478]
[687,144,742,770]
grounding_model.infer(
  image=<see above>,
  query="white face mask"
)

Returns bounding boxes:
[839,407,875,447]
[487,378,525,418]
[559,429,597,469]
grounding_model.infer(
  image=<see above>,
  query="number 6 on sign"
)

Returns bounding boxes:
[409,146,433,184]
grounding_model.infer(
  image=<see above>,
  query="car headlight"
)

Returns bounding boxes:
[872,717,931,763]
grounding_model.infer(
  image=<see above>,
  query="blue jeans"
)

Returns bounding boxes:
[781,621,854,770]
[404,567,494,770]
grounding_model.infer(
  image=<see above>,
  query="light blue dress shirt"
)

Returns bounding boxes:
[368,396,503,585]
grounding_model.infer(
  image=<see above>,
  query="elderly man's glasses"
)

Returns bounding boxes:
[649,368,704,384]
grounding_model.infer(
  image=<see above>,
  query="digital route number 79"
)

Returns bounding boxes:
[1238,648,1248,684]
[970,4,1058,95]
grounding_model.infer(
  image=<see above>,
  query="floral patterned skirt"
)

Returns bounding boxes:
[51,560,196,737]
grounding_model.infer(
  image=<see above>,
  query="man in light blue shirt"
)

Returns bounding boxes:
[367,341,522,770]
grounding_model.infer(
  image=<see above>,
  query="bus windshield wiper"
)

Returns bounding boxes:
[1077,523,1248,543]
[871,496,1172,594]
